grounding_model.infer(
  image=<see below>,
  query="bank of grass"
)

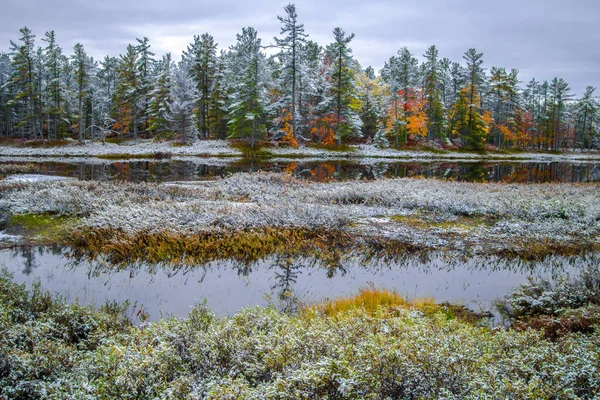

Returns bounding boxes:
[67,227,431,268]
[1,268,599,399]
[229,140,275,160]
[307,142,356,152]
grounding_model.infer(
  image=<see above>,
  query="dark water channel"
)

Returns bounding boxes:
[0,246,589,321]
[2,158,600,183]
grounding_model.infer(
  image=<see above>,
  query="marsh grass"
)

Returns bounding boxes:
[67,227,432,269]
[230,140,274,160]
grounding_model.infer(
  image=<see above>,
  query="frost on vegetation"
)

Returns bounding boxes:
[0,139,242,157]
[498,265,600,319]
[0,173,598,253]
[1,268,599,399]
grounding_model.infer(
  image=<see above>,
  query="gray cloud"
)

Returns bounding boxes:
[1,0,598,96]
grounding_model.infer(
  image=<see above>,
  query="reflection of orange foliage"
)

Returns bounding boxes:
[283,161,298,175]
[279,109,298,148]
[310,113,338,145]
[310,163,336,181]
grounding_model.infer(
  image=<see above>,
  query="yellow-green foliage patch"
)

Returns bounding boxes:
[7,213,79,244]
[391,213,489,232]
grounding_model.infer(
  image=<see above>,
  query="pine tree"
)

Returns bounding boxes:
[450,84,490,149]
[273,3,308,142]
[326,27,361,145]
[167,62,198,144]
[72,43,89,141]
[147,53,173,138]
[96,56,118,138]
[0,53,13,137]
[574,86,598,149]
[9,27,38,138]
[185,33,218,139]
[460,48,487,148]
[42,31,64,139]
[226,27,269,149]
[422,45,445,141]
[488,67,520,149]
[548,77,572,150]
[357,66,381,140]
[135,37,155,137]
[113,44,138,137]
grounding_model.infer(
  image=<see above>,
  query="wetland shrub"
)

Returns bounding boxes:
[1,269,600,398]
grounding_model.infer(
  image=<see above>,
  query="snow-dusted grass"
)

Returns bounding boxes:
[1,172,598,262]
[0,139,241,158]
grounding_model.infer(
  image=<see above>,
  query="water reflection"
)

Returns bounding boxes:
[0,246,593,321]
[1,159,599,183]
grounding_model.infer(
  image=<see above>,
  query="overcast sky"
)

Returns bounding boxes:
[1,0,598,96]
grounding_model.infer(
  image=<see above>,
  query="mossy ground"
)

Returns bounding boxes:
[6,213,79,245]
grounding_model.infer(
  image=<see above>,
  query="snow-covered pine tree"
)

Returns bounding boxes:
[325,27,361,146]
[226,27,270,149]
[273,3,308,144]
[8,27,38,139]
[167,61,198,144]
[71,43,90,142]
[0,53,12,137]
[147,53,173,139]
[574,86,598,149]
[422,45,446,141]
[184,33,218,139]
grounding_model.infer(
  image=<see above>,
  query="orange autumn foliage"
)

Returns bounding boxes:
[278,109,298,148]
[310,113,338,145]
[112,103,133,134]
[386,89,428,139]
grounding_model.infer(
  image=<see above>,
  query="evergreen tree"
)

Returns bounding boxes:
[226,27,269,149]
[9,27,38,138]
[326,27,361,145]
[147,53,173,138]
[0,53,13,137]
[135,37,154,137]
[460,48,487,147]
[273,3,308,143]
[42,31,64,139]
[167,62,198,144]
[71,43,89,141]
[450,84,489,149]
[357,66,384,140]
[574,86,598,149]
[422,45,445,141]
[487,67,520,149]
[113,44,138,137]
[548,77,572,150]
[185,33,218,139]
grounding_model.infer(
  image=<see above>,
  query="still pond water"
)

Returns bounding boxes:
[1,158,599,183]
[0,246,589,321]
[0,157,598,320]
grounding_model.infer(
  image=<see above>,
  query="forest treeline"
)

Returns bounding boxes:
[0,4,598,151]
